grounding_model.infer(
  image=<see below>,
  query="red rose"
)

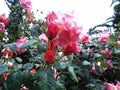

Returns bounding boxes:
[28,17,34,23]
[44,50,55,64]
[63,42,81,55]
[46,23,59,40]
[98,30,110,43]
[48,39,56,50]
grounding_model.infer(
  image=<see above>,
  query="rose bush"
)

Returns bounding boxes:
[0,0,120,90]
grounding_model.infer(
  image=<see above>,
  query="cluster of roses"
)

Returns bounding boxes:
[41,11,91,64]
[0,14,9,32]
[1,0,33,59]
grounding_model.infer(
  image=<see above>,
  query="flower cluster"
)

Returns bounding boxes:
[43,11,88,64]
[20,0,34,23]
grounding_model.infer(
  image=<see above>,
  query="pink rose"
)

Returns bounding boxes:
[20,0,32,8]
[38,33,48,43]
[46,11,82,47]
[98,30,110,43]
[104,82,115,90]
[46,11,58,24]
[54,69,59,79]
[118,36,120,39]
[91,63,98,75]
[116,81,120,90]
[55,28,81,47]
[106,60,113,68]
[3,16,10,25]
[21,86,28,90]
[117,41,120,46]
[104,81,120,90]
[15,37,28,54]
[0,14,10,25]
[0,22,5,32]
[79,34,91,43]
[101,48,112,58]
[25,7,32,14]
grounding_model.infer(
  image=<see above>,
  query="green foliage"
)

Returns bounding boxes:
[0,64,9,75]
[21,40,37,49]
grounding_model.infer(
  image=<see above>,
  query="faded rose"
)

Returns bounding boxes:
[44,50,55,64]
[1,47,14,59]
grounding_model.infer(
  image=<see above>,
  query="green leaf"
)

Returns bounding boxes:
[55,62,70,70]
[9,43,17,51]
[36,69,56,90]
[86,83,96,88]
[55,80,66,90]
[6,72,23,90]
[15,57,22,63]
[23,72,35,89]
[37,42,47,53]
[83,60,91,66]
[68,66,78,82]
[100,61,109,68]
[0,32,5,40]
[32,41,40,46]
[21,40,37,49]
[82,50,89,58]
[118,22,120,27]
[114,49,120,54]
[0,64,9,75]
[23,63,33,71]
[93,53,102,58]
